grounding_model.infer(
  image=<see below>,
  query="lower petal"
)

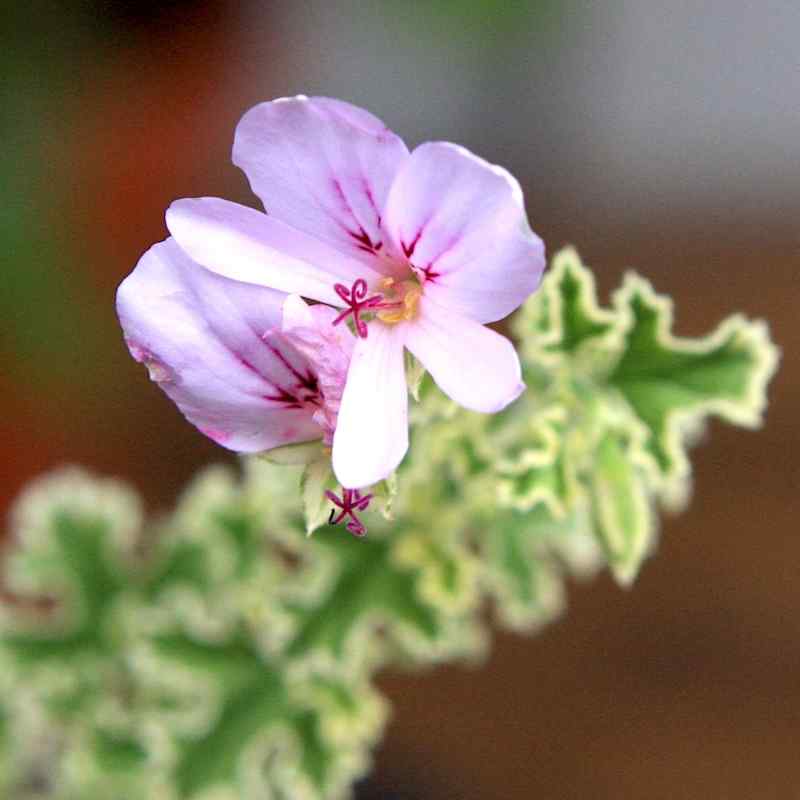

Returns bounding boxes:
[332,324,409,488]
[404,298,525,413]
[116,238,322,453]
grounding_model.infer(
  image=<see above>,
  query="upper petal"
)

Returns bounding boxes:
[332,323,409,489]
[166,197,386,306]
[233,95,410,272]
[116,238,322,452]
[404,297,525,413]
[384,141,545,323]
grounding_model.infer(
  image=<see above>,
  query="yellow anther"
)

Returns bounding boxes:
[403,285,422,316]
[377,307,406,323]
[377,281,421,324]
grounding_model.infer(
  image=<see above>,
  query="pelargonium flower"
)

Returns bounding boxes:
[161,96,545,487]
[116,237,354,453]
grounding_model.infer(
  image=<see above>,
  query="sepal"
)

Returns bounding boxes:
[301,455,340,536]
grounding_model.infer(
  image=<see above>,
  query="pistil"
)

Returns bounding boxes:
[326,488,373,536]
[331,279,401,338]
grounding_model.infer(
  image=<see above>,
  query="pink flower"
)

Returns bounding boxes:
[278,293,354,445]
[132,96,546,488]
[116,237,353,453]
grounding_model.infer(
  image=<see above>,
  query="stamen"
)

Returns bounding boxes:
[325,487,373,537]
[376,281,422,324]
[331,278,401,338]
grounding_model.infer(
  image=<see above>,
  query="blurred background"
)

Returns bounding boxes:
[2,1,798,797]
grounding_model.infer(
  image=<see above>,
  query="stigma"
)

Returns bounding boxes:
[330,276,422,338]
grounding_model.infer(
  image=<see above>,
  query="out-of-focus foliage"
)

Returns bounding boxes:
[0,251,777,798]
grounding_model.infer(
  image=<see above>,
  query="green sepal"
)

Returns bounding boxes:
[259,440,326,466]
[405,350,427,401]
[370,473,398,521]
[301,454,339,536]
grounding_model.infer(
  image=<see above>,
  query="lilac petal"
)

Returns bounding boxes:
[232,95,409,272]
[116,238,322,452]
[404,297,525,413]
[281,295,355,362]
[281,292,316,330]
[279,294,354,444]
[384,142,545,324]
[167,197,386,306]
[308,97,395,135]
[332,323,409,489]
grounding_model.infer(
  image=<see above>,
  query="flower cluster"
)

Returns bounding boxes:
[116,96,545,532]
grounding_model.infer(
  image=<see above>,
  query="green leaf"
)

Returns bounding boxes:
[92,730,149,772]
[0,471,140,706]
[285,532,442,666]
[392,525,481,619]
[481,508,565,631]
[0,248,780,799]
[515,247,617,361]
[609,275,779,489]
[590,430,654,585]
[495,406,572,517]
[173,666,286,796]
[131,628,384,800]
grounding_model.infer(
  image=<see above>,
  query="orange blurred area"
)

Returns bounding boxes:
[3,3,798,797]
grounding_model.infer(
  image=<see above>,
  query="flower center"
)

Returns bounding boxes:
[330,276,422,338]
[375,277,422,325]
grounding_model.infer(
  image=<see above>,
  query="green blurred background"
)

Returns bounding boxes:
[2,2,798,797]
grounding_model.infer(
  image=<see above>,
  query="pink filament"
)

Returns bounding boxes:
[331,278,400,338]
